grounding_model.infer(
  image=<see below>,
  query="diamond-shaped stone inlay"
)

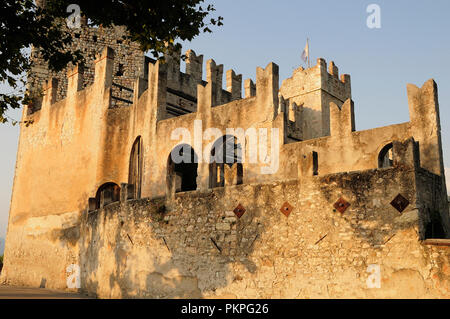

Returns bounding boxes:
[334,197,350,213]
[280,201,294,217]
[390,194,409,213]
[233,203,246,218]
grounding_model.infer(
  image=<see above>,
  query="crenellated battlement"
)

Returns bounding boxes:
[226,70,242,101]
[150,45,249,116]
[25,44,277,127]
[279,58,352,139]
[27,24,145,112]
[280,58,351,101]
[27,43,353,143]
[26,46,117,117]
[6,5,450,296]
[67,64,84,95]
[319,58,351,103]
[7,33,450,297]
[244,79,256,98]
[185,49,203,83]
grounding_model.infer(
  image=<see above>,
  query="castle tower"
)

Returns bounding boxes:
[28,1,147,111]
[279,58,351,140]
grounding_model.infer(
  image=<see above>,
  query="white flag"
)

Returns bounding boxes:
[301,40,309,63]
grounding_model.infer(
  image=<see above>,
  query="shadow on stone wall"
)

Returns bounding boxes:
[77,188,264,298]
[70,147,448,298]
[316,167,418,248]
[312,138,449,247]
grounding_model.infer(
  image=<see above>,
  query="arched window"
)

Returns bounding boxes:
[128,136,143,199]
[209,135,243,188]
[167,144,198,193]
[95,182,120,209]
[378,143,394,168]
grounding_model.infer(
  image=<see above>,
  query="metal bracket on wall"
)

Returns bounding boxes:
[233,203,246,218]
[280,201,294,217]
[390,194,409,213]
[334,197,350,213]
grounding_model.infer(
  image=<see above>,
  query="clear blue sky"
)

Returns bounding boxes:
[1,0,450,242]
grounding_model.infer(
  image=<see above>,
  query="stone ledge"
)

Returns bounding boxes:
[422,239,450,246]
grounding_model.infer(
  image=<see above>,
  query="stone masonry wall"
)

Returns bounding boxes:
[4,35,448,296]
[28,23,145,110]
[78,165,449,298]
[279,59,351,139]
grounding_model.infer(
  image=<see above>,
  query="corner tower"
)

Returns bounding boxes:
[279,58,351,140]
[28,1,148,111]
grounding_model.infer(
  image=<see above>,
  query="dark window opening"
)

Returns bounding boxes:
[378,143,394,168]
[95,183,120,209]
[313,151,318,176]
[209,135,243,188]
[92,35,97,42]
[425,211,446,239]
[167,144,198,193]
[165,88,197,117]
[128,137,143,199]
[116,64,124,76]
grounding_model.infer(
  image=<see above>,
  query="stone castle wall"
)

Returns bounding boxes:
[2,36,449,297]
[77,160,449,298]
[28,22,145,111]
[279,59,351,139]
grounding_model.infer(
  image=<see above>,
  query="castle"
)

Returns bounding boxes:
[1,19,449,298]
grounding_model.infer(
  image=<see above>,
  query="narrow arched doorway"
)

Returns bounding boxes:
[128,136,143,199]
[209,135,243,188]
[378,143,394,168]
[167,144,198,193]
[95,182,120,209]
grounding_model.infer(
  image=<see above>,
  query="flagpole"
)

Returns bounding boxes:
[307,38,310,68]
